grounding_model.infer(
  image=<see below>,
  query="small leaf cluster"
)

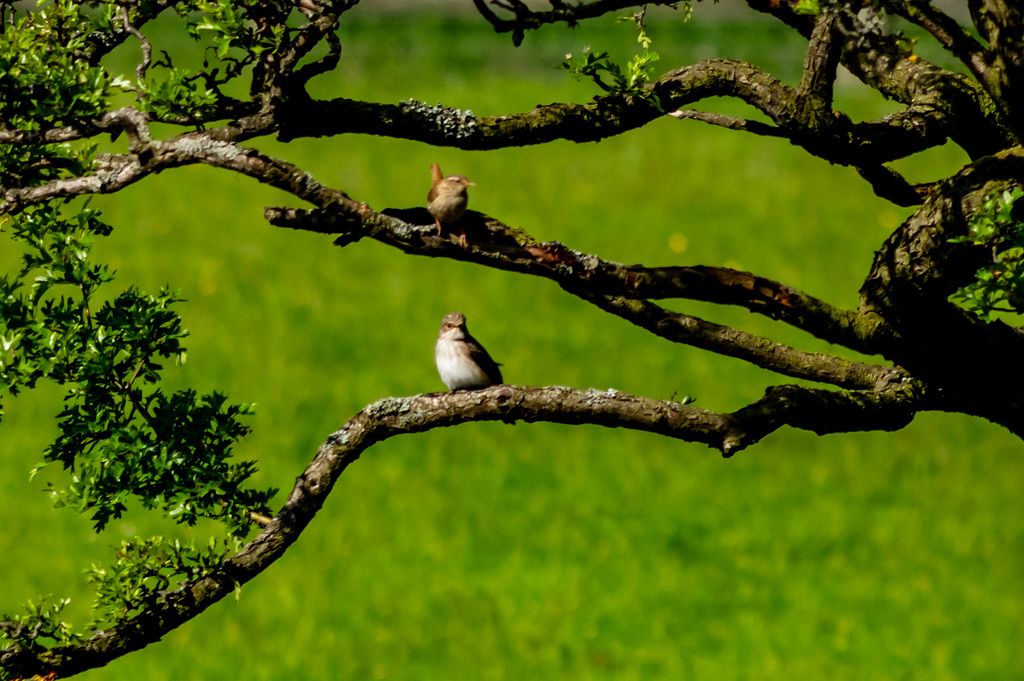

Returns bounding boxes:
[0,202,115,397]
[0,142,97,191]
[142,66,221,122]
[181,0,285,60]
[1,201,275,536]
[134,0,286,120]
[0,597,82,654]
[950,188,1024,321]
[1,0,293,131]
[85,535,242,628]
[1,200,273,657]
[794,0,867,16]
[0,1,124,191]
[0,2,114,130]
[561,11,662,106]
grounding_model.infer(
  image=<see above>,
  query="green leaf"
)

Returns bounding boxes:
[794,0,821,15]
[950,187,1024,320]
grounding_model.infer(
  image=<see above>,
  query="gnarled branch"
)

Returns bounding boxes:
[267,204,892,359]
[0,120,367,216]
[799,11,841,106]
[275,58,977,168]
[472,0,682,45]
[745,0,1013,157]
[0,382,921,678]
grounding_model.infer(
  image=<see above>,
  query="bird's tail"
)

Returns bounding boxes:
[430,162,443,185]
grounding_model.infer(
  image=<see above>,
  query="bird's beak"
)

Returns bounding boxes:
[467,181,477,186]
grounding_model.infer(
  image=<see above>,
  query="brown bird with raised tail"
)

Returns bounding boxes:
[427,163,475,245]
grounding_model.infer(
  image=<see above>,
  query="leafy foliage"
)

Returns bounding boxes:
[137,0,286,120]
[0,2,114,130]
[141,67,221,121]
[0,143,97,192]
[0,200,273,661]
[0,536,240,661]
[0,0,289,662]
[1,202,275,534]
[0,0,291,150]
[85,536,242,629]
[179,0,285,58]
[950,188,1024,321]
[0,597,82,653]
[561,10,663,107]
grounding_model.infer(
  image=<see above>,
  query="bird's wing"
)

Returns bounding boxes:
[467,339,503,385]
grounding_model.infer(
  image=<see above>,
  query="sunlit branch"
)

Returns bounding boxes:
[744,0,1012,156]
[0,121,366,217]
[0,383,921,677]
[667,109,787,137]
[571,290,901,391]
[278,59,962,167]
[267,203,891,358]
[472,0,681,45]
[119,5,152,83]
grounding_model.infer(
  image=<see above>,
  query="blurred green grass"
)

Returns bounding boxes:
[1,6,1022,681]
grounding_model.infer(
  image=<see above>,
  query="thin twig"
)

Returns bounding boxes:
[119,5,152,83]
[668,109,789,138]
[856,165,933,206]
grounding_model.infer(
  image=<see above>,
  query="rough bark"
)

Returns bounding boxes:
[0,384,918,678]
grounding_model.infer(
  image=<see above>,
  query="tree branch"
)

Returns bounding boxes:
[886,0,990,82]
[119,5,152,84]
[571,291,902,391]
[2,109,890,366]
[0,383,921,678]
[885,0,1024,140]
[472,0,1013,155]
[267,205,892,357]
[277,58,972,167]
[79,0,176,65]
[968,0,1024,139]
[744,0,1013,158]
[472,0,682,45]
[0,118,368,217]
[667,109,788,138]
[3,112,898,369]
[855,164,936,207]
[799,11,840,107]
[0,106,157,145]
[267,206,906,391]
[264,201,907,388]
[859,147,1024,435]
[277,10,340,77]
[292,22,342,85]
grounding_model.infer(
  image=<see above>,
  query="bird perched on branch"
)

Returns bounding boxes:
[427,163,475,245]
[435,312,503,390]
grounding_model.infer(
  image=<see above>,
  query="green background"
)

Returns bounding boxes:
[2,5,1021,680]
